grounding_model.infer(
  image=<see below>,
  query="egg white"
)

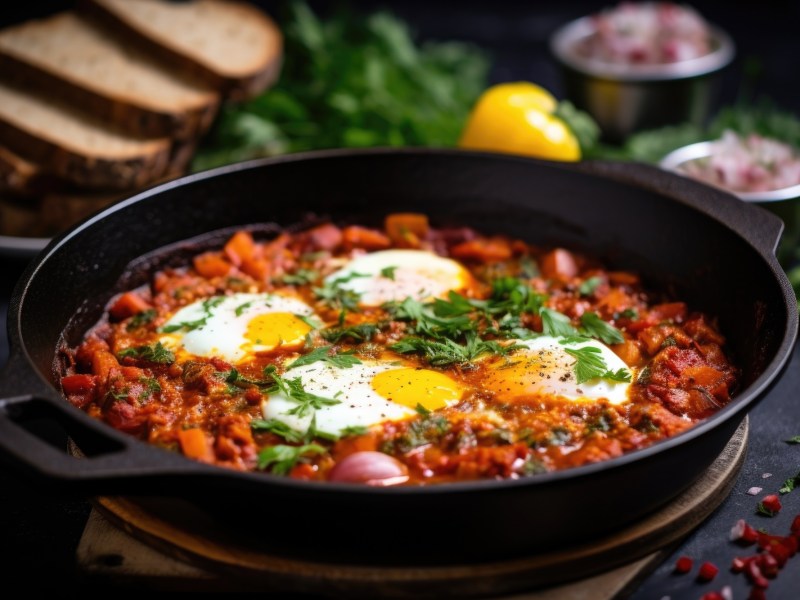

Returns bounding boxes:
[261,359,464,438]
[482,335,632,405]
[159,293,317,364]
[325,249,472,307]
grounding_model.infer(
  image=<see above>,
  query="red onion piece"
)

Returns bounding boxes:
[328,452,409,486]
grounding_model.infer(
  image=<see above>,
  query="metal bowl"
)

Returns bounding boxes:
[661,141,800,264]
[550,16,735,142]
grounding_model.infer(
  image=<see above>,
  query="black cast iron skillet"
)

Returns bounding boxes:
[0,149,796,565]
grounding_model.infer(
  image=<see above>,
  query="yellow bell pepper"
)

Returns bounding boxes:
[458,82,581,162]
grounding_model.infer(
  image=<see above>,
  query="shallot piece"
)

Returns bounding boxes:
[747,486,763,496]
[678,131,800,194]
[328,451,409,486]
[579,2,712,65]
[730,519,759,544]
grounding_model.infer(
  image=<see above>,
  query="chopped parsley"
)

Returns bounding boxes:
[313,272,368,311]
[392,331,517,367]
[256,443,326,475]
[118,341,175,364]
[160,296,224,333]
[564,345,631,384]
[250,419,304,443]
[286,345,362,370]
[320,322,381,343]
[540,307,580,338]
[340,425,369,437]
[234,301,253,316]
[578,277,603,296]
[580,312,624,345]
[380,265,398,280]
[779,470,800,495]
[276,268,320,286]
[126,308,156,331]
[785,436,800,444]
[137,376,161,400]
[263,365,341,418]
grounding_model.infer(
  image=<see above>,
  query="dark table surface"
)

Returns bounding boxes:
[2,1,800,597]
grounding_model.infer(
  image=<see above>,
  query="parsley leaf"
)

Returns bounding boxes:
[263,365,341,418]
[160,296,224,333]
[392,332,516,367]
[380,265,397,280]
[580,312,625,345]
[250,419,304,443]
[564,346,608,384]
[257,443,326,475]
[118,341,175,364]
[276,268,320,286]
[785,436,800,444]
[779,470,800,494]
[287,345,362,370]
[320,322,381,343]
[126,309,156,331]
[313,272,367,311]
[340,425,369,437]
[578,277,603,296]
[604,368,633,383]
[756,502,778,517]
[540,308,580,338]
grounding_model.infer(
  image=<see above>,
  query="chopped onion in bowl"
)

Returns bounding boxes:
[579,2,712,65]
[677,131,800,194]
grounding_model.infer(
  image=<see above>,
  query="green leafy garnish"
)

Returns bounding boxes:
[313,272,367,311]
[192,1,488,170]
[320,322,381,343]
[276,268,320,286]
[578,277,602,296]
[263,365,341,418]
[392,331,515,367]
[286,345,362,370]
[126,309,156,331]
[256,443,327,475]
[160,296,224,333]
[756,502,778,517]
[580,312,624,345]
[779,470,800,494]
[340,425,369,437]
[380,266,398,280]
[540,308,580,338]
[250,419,304,443]
[137,376,161,401]
[785,436,800,444]
[118,341,175,364]
[564,345,631,384]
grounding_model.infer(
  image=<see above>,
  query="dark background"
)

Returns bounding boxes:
[2,1,799,596]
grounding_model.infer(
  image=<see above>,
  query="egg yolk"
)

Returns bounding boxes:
[371,367,463,411]
[481,354,568,402]
[244,312,312,351]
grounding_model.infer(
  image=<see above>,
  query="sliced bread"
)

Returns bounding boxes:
[0,12,220,139]
[0,146,65,196]
[0,80,171,190]
[82,0,283,100]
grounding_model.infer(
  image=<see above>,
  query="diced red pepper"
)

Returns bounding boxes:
[760,494,782,515]
[730,519,759,545]
[674,555,693,573]
[700,592,724,600]
[791,514,800,535]
[108,292,152,320]
[745,559,769,588]
[697,561,719,581]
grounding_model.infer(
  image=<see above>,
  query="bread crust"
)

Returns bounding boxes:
[81,0,283,100]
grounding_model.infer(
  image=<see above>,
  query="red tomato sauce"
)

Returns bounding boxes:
[59,214,738,485]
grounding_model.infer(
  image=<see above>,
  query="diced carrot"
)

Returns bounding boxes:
[108,292,152,321]
[224,231,257,267]
[385,213,429,246]
[178,428,214,462]
[61,374,96,395]
[607,271,640,286]
[611,340,644,367]
[341,226,392,250]
[241,256,271,281]
[194,252,232,278]
[92,350,120,383]
[450,238,513,262]
[683,365,724,388]
[289,463,317,480]
[540,248,578,280]
[307,223,343,251]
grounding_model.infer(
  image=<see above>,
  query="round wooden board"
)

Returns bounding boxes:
[91,418,748,598]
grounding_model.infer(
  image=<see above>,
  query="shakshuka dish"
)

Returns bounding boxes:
[59,213,739,486]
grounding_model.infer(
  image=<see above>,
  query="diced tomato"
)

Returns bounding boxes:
[289,463,317,480]
[540,248,578,280]
[385,213,429,246]
[178,428,214,462]
[341,226,392,250]
[674,555,693,573]
[91,350,120,384]
[450,238,513,262]
[108,292,152,321]
[224,230,257,267]
[193,252,232,278]
[697,561,719,581]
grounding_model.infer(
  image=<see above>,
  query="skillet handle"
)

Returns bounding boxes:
[576,160,786,257]
[0,394,206,493]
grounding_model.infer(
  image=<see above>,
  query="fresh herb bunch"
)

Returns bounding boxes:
[192,1,489,170]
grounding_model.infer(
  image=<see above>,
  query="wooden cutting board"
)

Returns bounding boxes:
[76,419,748,597]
